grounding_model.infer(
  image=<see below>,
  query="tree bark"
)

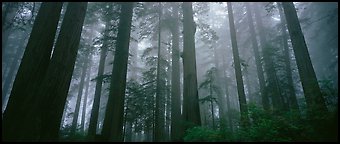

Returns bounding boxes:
[169,3,182,142]
[101,3,134,142]
[35,2,88,140]
[245,2,269,111]
[71,54,90,136]
[254,3,283,112]
[282,2,328,115]
[227,2,250,128]
[2,2,63,141]
[221,55,234,133]
[182,2,201,133]
[277,2,300,113]
[87,22,110,141]
[81,55,92,133]
[154,2,166,142]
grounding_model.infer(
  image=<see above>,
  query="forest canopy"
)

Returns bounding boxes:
[2,2,338,142]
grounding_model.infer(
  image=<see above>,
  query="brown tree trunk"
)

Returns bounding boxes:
[154,2,166,142]
[71,53,90,136]
[81,55,92,133]
[2,2,63,141]
[169,2,182,142]
[101,3,134,142]
[221,55,234,133]
[35,2,88,140]
[254,3,283,112]
[87,23,110,141]
[282,2,328,116]
[182,2,201,134]
[227,2,250,128]
[277,2,300,113]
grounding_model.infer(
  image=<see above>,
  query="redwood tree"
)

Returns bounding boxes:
[2,2,63,141]
[34,2,88,140]
[282,2,328,116]
[227,2,250,128]
[182,2,201,133]
[101,3,134,142]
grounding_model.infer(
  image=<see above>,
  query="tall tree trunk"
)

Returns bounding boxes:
[169,2,182,142]
[221,55,234,133]
[87,23,110,141]
[209,83,215,129]
[81,55,92,133]
[227,2,250,128]
[34,2,88,140]
[277,2,300,113]
[124,118,133,142]
[244,67,253,103]
[282,2,328,116]
[182,2,201,134]
[101,3,134,142]
[71,54,90,136]
[165,67,171,141]
[155,2,165,142]
[245,3,269,111]
[2,2,63,141]
[212,47,230,132]
[254,3,283,112]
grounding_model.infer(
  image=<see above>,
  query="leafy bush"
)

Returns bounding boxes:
[184,104,338,142]
[184,126,223,142]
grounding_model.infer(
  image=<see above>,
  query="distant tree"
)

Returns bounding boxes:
[227,2,250,128]
[245,2,269,111]
[87,3,119,141]
[168,2,182,142]
[81,55,92,133]
[154,2,166,142]
[254,3,283,112]
[70,52,91,136]
[199,67,220,129]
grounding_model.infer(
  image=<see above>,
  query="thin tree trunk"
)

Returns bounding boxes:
[165,70,171,141]
[71,54,90,136]
[101,3,134,142]
[81,55,92,134]
[169,2,182,142]
[2,2,63,141]
[254,3,283,112]
[87,23,110,141]
[245,2,269,111]
[212,47,229,131]
[227,2,250,128]
[209,83,215,129]
[221,55,234,133]
[155,2,165,142]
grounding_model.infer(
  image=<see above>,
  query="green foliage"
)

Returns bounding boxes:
[184,103,338,142]
[184,126,223,142]
[319,79,338,111]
